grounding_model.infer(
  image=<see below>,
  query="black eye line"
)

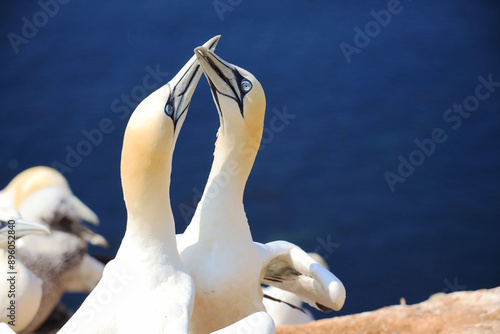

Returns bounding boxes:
[205,56,247,117]
[165,85,177,134]
[207,78,225,131]
[164,61,198,131]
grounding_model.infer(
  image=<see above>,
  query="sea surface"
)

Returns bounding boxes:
[1,0,499,320]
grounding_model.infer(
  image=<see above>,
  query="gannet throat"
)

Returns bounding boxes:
[58,35,220,334]
[178,47,268,334]
[179,47,345,334]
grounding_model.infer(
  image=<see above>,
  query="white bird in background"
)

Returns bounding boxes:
[0,166,99,227]
[0,166,108,333]
[57,35,221,334]
[262,253,329,326]
[0,208,50,332]
[177,47,345,333]
[0,166,106,249]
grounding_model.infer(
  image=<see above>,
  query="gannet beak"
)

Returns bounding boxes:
[194,47,243,110]
[71,195,100,225]
[69,222,109,248]
[166,35,220,130]
[0,218,50,239]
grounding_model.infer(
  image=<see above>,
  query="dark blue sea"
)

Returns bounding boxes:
[1,0,499,320]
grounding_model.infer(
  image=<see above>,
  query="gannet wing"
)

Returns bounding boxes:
[210,312,275,334]
[256,240,346,312]
[262,285,315,326]
[64,254,105,292]
[176,234,345,314]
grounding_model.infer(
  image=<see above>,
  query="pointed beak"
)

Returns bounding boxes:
[166,35,221,129]
[71,195,100,225]
[0,218,50,239]
[194,46,242,106]
[74,225,109,248]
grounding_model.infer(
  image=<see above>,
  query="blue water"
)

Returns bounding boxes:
[1,0,499,320]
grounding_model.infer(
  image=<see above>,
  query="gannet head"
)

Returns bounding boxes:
[121,36,220,217]
[0,208,49,246]
[194,47,266,153]
[1,166,100,225]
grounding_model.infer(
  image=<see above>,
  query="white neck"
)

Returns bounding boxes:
[193,129,260,230]
[119,104,179,255]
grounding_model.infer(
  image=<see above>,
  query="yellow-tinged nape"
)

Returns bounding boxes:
[2,166,68,209]
[1,166,100,225]
[120,35,221,233]
[120,85,175,223]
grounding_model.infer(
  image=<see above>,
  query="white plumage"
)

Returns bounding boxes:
[57,35,220,334]
[0,208,49,332]
[178,47,345,334]
[0,166,107,333]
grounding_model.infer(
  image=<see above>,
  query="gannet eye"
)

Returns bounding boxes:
[165,104,174,116]
[241,80,252,93]
[0,220,7,229]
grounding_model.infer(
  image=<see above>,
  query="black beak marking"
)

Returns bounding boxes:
[165,61,198,131]
[199,51,247,117]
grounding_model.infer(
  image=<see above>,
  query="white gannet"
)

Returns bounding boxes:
[178,47,346,333]
[57,35,221,334]
[262,253,328,326]
[0,208,50,332]
[0,167,108,333]
[0,166,106,248]
[0,166,100,228]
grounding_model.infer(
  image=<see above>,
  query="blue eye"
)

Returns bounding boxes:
[165,104,174,116]
[241,80,252,93]
[0,220,7,229]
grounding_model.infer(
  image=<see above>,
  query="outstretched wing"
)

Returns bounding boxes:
[256,240,346,313]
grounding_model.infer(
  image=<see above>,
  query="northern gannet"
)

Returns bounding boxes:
[262,253,328,326]
[178,47,346,333]
[57,35,221,334]
[0,208,50,332]
[0,166,106,248]
[0,167,107,332]
[0,166,100,228]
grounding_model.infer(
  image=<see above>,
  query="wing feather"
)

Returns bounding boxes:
[257,241,346,312]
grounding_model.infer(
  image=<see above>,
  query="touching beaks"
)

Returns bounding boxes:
[165,35,221,129]
[194,47,246,114]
